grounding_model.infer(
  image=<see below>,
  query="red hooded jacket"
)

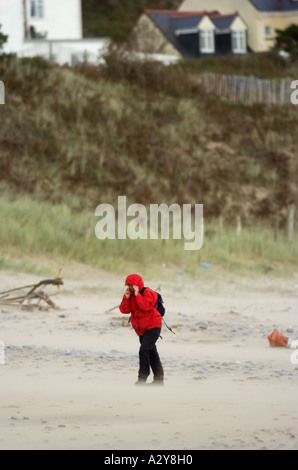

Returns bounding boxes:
[119,274,162,336]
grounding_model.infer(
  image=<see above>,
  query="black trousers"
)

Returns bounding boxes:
[138,328,164,382]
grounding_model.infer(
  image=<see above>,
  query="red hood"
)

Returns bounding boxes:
[125,274,144,290]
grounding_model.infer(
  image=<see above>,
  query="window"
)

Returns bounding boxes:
[232,31,246,54]
[200,30,215,53]
[30,0,44,18]
[264,26,273,38]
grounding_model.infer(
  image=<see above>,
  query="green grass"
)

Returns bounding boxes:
[0,193,297,279]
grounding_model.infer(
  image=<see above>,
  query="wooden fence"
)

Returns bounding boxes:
[200,72,294,106]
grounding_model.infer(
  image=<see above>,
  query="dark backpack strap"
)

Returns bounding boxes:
[140,287,158,310]
[141,287,175,335]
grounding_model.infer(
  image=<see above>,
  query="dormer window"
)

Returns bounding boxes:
[232,31,246,53]
[30,0,44,18]
[200,30,215,53]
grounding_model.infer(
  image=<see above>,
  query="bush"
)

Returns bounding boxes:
[0,23,8,53]
[275,24,298,62]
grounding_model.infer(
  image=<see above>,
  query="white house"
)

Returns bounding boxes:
[0,0,110,65]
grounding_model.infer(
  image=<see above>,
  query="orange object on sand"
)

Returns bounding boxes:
[267,329,288,347]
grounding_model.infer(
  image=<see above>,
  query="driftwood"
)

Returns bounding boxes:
[0,278,64,311]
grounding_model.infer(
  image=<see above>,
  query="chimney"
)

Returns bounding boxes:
[278,0,284,11]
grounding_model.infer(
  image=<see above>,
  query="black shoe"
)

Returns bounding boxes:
[135,379,147,386]
[149,380,164,386]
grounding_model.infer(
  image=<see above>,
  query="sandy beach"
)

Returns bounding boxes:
[0,265,297,450]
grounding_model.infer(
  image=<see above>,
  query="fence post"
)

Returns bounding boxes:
[199,72,291,107]
[218,215,224,238]
[280,79,285,105]
[85,216,93,244]
[236,215,242,237]
[274,216,279,241]
[287,203,295,241]
[0,81,4,105]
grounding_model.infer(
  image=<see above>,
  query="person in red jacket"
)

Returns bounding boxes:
[119,273,164,385]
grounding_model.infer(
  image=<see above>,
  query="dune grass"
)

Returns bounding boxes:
[0,58,297,280]
[0,193,297,279]
[0,57,297,222]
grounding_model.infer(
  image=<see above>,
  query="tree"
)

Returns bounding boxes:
[275,24,298,60]
[0,24,8,52]
[82,0,181,43]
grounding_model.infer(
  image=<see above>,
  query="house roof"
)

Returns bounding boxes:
[145,10,240,31]
[144,10,241,56]
[249,0,298,11]
[171,14,207,32]
[144,10,187,57]
[211,15,239,31]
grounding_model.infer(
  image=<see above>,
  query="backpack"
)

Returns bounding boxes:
[140,287,165,317]
[140,287,175,335]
